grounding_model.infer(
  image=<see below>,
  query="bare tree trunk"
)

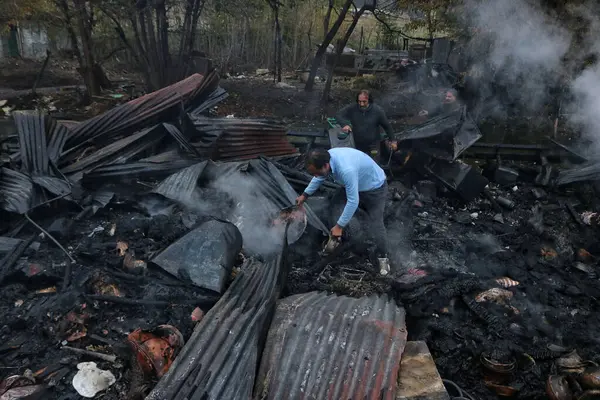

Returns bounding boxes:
[72,0,100,97]
[323,0,333,40]
[291,8,299,67]
[266,0,283,82]
[275,5,282,82]
[321,7,366,105]
[54,0,82,65]
[304,0,353,92]
[110,0,205,90]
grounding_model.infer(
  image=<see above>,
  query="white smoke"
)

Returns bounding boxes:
[460,0,571,118]
[459,0,600,155]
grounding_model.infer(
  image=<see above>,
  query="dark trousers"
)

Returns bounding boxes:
[332,182,389,259]
[360,182,389,258]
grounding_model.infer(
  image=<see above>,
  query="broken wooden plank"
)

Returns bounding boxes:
[397,341,450,400]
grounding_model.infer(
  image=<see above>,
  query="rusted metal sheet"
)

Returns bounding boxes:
[82,159,197,187]
[189,117,298,161]
[255,291,407,400]
[146,242,289,400]
[61,126,166,183]
[61,72,220,161]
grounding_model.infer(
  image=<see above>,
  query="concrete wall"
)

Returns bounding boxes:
[0,22,71,61]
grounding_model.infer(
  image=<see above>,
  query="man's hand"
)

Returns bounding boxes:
[330,224,343,238]
[295,194,307,207]
[418,110,428,116]
[341,125,352,133]
[386,140,398,152]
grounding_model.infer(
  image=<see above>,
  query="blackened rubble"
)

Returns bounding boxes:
[1,70,600,400]
[0,71,309,399]
[285,158,600,398]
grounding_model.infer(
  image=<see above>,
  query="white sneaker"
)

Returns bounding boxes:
[378,258,391,276]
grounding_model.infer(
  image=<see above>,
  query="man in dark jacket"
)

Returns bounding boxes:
[418,88,461,119]
[335,90,397,159]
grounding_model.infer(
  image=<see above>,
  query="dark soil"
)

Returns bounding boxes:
[0,59,81,90]
[285,174,600,399]
[215,74,428,127]
[0,60,423,126]
[0,203,230,400]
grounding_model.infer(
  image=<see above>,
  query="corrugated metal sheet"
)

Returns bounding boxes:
[255,291,407,400]
[241,158,328,234]
[140,150,182,163]
[0,168,36,213]
[12,111,71,171]
[188,86,229,118]
[61,125,167,183]
[162,123,201,157]
[189,117,298,161]
[81,159,197,187]
[61,71,219,161]
[148,158,327,244]
[146,242,289,400]
[1,74,228,216]
[0,112,72,213]
[0,237,22,253]
[9,112,70,167]
[152,161,210,204]
[31,175,71,197]
[15,111,49,174]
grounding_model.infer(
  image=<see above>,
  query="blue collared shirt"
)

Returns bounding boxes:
[304,147,386,227]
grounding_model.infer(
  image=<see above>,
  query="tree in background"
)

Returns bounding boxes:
[394,0,460,40]
[265,0,284,82]
[304,0,354,92]
[100,0,207,91]
[0,0,56,28]
[320,1,374,104]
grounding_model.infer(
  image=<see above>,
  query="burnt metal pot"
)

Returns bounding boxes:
[558,351,591,374]
[577,390,600,400]
[481,353,516,384]
[579,366,600,390]
[547,375,573,400]
[272,205,307,245]
[485,382,518,398]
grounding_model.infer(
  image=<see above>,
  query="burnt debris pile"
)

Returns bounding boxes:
[1,72,600,400]
[284,135,600,399]
[0,72,317,399]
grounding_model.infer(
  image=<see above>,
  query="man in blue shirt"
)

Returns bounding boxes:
[295,147,391,275]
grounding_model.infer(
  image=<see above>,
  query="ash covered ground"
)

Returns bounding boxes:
[1,147,600,399]
[286,174,600,399]
[2,54,600,399]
